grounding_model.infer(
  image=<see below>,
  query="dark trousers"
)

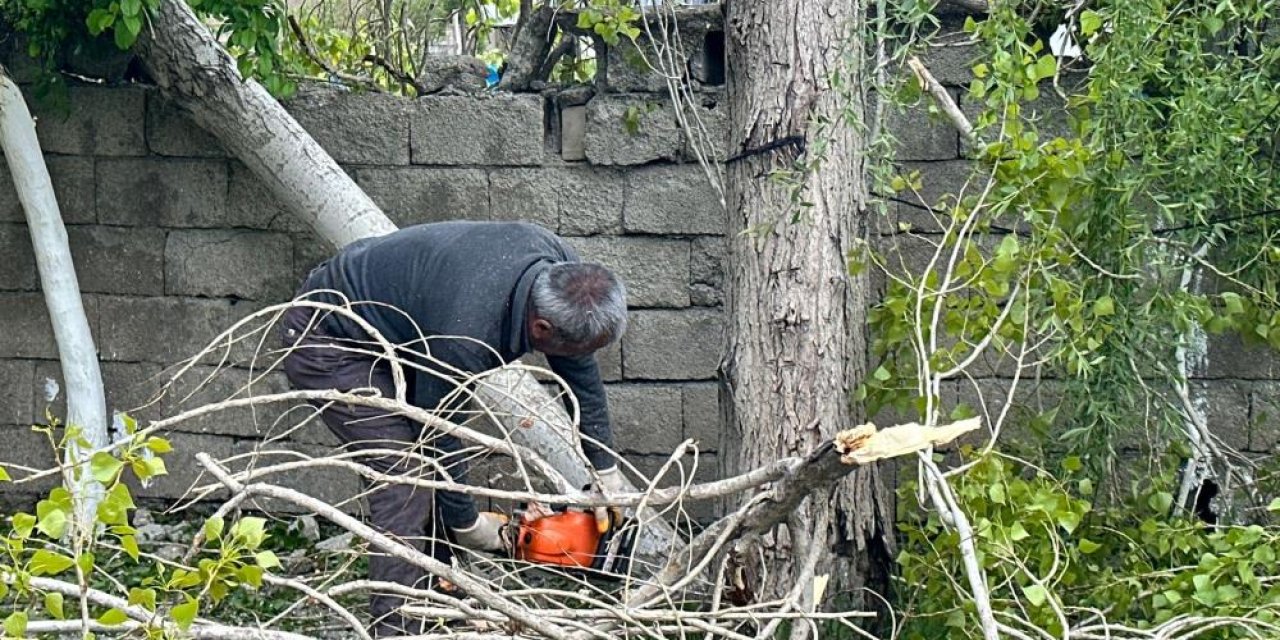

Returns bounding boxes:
[280,306,452,637]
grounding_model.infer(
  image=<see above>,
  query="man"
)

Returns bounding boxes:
[280,221,627,636]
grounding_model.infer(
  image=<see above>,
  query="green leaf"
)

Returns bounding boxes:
[872,366,892,382]
[232,516,267,549]
[1078,538,1101,554]
[29,549,75,576]
[1092,296,1115,317]
[144,437,172,454]
[255,550,281,570]
[204,516,225,542]
[113,20,136,49]
[962,15,978,33]
[1009,522,1030,541]
[44,592,64,619]
[1022,583,1048,607]
[97,608,128,626]
[121,535,139,561]
[987,483,1006,505]
[0,465,10,482]
[171,596,198,631]
[1148,491,1173,513]
[36,508,67,539]
[1080,10,1102,36]
[1222,292,1245,316]
[1062,456,1083,472]
[4,610,27,638]
[1266,497,1280,512]
[128,587,157,612]
[85,8,115,34]
[972,63,989,78]
[91,451,124,483]
[13,513,36,539]
[1034,55,1057,80]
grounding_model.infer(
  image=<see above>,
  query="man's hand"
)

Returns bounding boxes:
[593,467,628,533]
[450,512,511,553]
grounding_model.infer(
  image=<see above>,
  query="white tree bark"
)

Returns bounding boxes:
[0,69,108,530]
[131,0,677,556]
[134,0,396,249]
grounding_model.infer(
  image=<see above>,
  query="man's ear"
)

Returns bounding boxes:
[531,317,555,341]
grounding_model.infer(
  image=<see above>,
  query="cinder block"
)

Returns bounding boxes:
[519,340,622,383]
[1250,382,1280,453]
[1191,380,1250,450]
[165,230,294,300]
[33,360,159,427]
[607,383,683,454]
[887,98,960,161]
[682,382,721,452]
[882,161,974,212]
[97,158,228,228]
[689,236,725,307]
[623,309,723,380]
[556,168,626,236]
[1206,334,1280,379]
[291,231,333,287]
[915,41,981,88]
[410,94,545,166]
[624,164,723,235]
[0,224,36,291]
[29,85,145,156]
[286,90,411,165]
[96,295,267,365]
[0,360,34,426]
[357,167,489,227]
[566,236,690,308]
[68,225,165,296]
[0,157,97,224]
[583,97,683,166]
[0,293,59,359]
[231,440,363,513]
[488,168,561,231]
[225,162,308,232]
[146,93,227,158]
[0,424,59,493]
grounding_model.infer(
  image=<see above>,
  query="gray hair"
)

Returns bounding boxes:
[530,262,628,347]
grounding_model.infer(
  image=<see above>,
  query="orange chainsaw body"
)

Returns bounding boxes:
[514,510,602,568]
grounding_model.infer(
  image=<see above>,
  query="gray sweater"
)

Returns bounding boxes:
[301,221,616,525]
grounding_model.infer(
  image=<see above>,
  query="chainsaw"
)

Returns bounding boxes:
[505,504,637,579]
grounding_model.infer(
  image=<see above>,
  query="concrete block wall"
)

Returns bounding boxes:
[0,69,730,511]
[874,33,1280,459]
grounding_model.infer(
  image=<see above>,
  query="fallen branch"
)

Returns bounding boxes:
[906,56,977,145]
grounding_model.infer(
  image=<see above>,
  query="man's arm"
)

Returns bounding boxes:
[545,353,617,471]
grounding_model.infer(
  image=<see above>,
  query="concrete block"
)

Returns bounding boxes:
[291,231,333,287]
[0,157,98,225]
[1250,382,1280,453]
[1191,380,1250,450]
[97,158,228,228]
[67,225,165,296]
[357,167,489,227]
[561,105,587,162]
[0,293,59,359]
[0,224,37,291]
[165,230,294,300]
[29,85,146,156]
[0,424,59,492]
[410,94,545,166]
[286,90,411,165]
[682,382,721,452]
[34,360,158,427]
[882,161,974,212]
[607,383,683,454]
[146,93,226,158]
[623,309,723,380]
[518,338,622,384]
[887,97,960,161]
[916,40,980,88]
[584,97,683,166]
[556,168,626,236]
[1205,334,1280,379]
[0,360,34,426]
[96,295,266,365]
[624,164,723,235]
[689,236,725,307]
[226,162,308,232]
[566,236,690,308]
[488,168,560,231]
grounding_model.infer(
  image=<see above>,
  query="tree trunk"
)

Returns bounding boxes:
[722,0,893,618]
[0,69,108,533]
[134,0,396,250]
[131,0,677,558]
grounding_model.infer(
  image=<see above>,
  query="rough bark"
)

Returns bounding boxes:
[0,68,108,530]
[134,0,397,250]
[722,0,893,617]
[496,5,556,91]
[132,0,677,558]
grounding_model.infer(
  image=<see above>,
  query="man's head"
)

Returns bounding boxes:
[528,262,627,357]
